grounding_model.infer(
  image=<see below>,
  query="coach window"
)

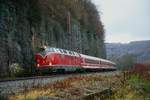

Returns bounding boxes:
[76,52,78,56]
[46,48,53,52]
[69,51,72,55]
[78,53,80,55]
[72,51,74,55]
[60,49,64,54]
[75,52,78,56]
[58,49,61,52]
[63,50,67,54]
[51,48,55,52]
[55,48,58,53]
[71,51,75,55]
[67,50,70,55]
[57,49,61,53]
[52,48,56,52]
[55,48,58,52]
[74,52,77,56]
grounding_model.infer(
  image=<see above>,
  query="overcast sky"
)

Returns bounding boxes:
[92,0,150,43]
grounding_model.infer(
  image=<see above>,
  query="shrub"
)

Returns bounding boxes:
[128,74,150,94]
[9,63,24,77]
[128,74,141,90]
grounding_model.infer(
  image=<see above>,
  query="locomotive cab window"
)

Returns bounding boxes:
[38,47,47,56]
[39,47,45,52]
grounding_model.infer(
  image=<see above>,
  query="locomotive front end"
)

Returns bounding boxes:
[35,47,55,69]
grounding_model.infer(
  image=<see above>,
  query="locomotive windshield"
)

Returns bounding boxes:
[39,47,55,56]
[39,48,45,52]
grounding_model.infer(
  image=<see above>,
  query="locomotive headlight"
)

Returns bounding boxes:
[49,62,52,66]
[37,64,40,67]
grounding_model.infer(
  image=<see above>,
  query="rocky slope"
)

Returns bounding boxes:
[0,0,105,77]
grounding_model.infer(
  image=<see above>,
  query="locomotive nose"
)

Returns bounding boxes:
[35,53,54,68]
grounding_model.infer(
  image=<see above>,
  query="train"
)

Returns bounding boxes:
[35,46,116,72]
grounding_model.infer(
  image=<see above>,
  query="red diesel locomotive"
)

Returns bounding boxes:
[35,47,116,72]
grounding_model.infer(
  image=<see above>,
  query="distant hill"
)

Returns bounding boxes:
[106,40,150,62]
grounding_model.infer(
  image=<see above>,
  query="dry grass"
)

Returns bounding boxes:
[9,75,122,100]
[108,85,143,100]
[9,89,56,100]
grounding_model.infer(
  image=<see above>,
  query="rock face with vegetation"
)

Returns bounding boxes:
[0,0,105,77]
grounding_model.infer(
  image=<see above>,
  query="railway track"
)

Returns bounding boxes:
[0,73,72,82]
[0,71,117,82]
[0,71,120,97]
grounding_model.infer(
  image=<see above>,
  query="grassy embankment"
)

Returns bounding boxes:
[8,72,150,100]
[9,74,122,100]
